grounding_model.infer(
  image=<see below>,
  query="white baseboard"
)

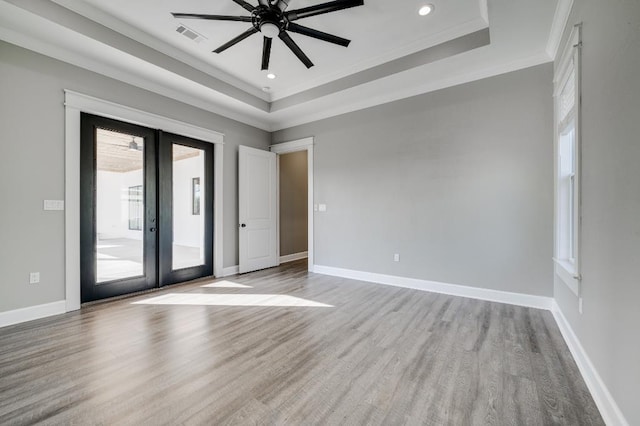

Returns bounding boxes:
[222,265,239,277]
[0,300,67,329]
[313,265,553,310]
[551,301,629,426]
[280,251,308,264]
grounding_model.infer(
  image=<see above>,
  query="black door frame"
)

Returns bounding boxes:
[158,131,214,286]
[80,115,214,303]
[80,113,158,302]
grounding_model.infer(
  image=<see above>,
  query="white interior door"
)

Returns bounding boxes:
[238,145,278,273]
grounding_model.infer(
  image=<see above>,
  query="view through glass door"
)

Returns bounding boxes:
[80,114,213,303]
[158,132,213,286]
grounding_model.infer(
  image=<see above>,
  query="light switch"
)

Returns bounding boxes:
[318,204,327,212]
[44,200,65,211]
[313,204,319,212]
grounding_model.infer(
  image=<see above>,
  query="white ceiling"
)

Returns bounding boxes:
[69,0,485,99]
[0,0,570,131]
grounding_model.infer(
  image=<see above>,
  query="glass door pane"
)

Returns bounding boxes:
[81,113,157,303]
[158,132,213,286]
[172,144,206,270]
[95,129,145,282]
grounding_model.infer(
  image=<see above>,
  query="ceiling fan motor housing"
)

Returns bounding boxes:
[253,6,285,38]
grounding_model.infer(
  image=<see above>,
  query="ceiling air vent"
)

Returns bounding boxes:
[176,25,206,43]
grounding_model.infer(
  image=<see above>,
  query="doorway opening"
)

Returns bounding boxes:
[271,137,314,272]
[278,151,308,267]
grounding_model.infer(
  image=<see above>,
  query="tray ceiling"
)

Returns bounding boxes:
[0,0,567,130]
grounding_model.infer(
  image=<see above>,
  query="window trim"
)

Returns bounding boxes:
[554,24,582,296]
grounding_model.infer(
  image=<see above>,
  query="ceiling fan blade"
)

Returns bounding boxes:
[214,27,259,53]
[287,22,350,47]
[258,0,270,6]
[232,0,256,12]
[274,0,290,11]
[286,0,364,21]
[279,31,314,68]
[172,13,252,22]
[261,37,273,70]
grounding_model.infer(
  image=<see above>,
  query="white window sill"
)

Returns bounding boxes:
[554,258,580,296]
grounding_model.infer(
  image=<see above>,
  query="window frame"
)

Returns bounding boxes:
[128,184,144,231]
[553,24,582,296]
[192,177,201,216]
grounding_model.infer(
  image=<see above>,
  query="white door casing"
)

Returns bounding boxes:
[64,90,224,312]
[270,137,314,272]
[238,145,278,274]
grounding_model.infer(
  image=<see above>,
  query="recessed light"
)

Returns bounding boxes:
[262,86,271,92]
[418,4,434,16]
[267,73,276,79]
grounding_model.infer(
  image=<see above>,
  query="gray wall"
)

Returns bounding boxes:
[553,1,640,424]
[0,40,270,313]
[273,64,554,297]
[279,151,308,257]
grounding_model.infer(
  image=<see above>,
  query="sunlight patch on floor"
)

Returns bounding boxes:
[132,293,333,307]
[201,281,253,289]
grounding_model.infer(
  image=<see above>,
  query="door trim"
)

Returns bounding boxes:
[65,90,224,311]
[270,137,314,272]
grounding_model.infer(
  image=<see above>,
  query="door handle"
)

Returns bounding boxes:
[240,223,246,228]
[150,227,156,232]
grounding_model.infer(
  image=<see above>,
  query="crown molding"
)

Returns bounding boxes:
[50,0,269,101]
[546,0,575,59]
[268,52,552,131]
[0,0,559,133]
[272,16,489,101]
[0,0,273,130]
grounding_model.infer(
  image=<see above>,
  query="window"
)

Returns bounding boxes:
[554,24,581,294]
[128,185,143,230]
[192,177,201,215]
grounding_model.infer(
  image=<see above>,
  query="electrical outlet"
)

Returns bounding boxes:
[29,272,40,284]
[394,253,400,262]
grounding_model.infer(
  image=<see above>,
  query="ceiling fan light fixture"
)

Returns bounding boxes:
[128,138,141,151]
[418,4,434,16]
[260,22,280,38]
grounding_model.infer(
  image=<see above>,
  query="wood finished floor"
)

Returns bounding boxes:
[0,260,603,425]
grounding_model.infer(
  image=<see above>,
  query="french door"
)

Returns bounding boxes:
[80,114,213,303]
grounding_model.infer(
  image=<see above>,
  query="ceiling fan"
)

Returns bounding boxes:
[172,0,364,70]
